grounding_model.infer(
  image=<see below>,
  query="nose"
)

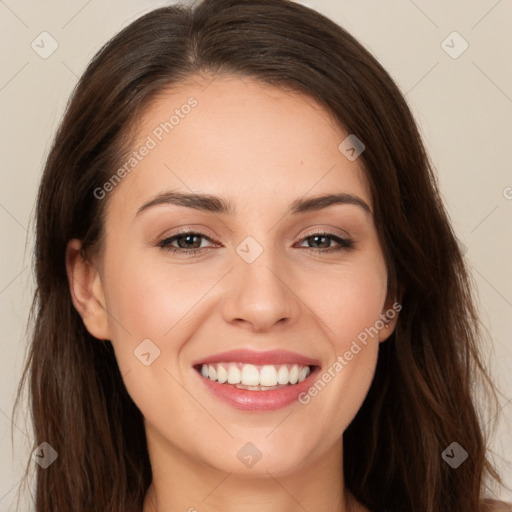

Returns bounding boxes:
[221,248,300,333]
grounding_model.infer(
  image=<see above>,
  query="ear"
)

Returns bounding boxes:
[378,293,401,343]
[65,239,110,340]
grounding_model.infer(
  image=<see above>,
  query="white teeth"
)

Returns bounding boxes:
[277,365,289,385]
[217,364,228,383]
[241,364,260,386]
[289,364,299,384]
[227,365,241,384]
[199,362,313,388]
[298,366,310,382]
[259,365,278,386]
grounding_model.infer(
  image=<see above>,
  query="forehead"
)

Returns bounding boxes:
[106,73,372,218]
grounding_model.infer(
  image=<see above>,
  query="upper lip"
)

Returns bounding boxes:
[192,349,320,367]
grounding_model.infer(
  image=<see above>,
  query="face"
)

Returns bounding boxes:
[69,74,396,478]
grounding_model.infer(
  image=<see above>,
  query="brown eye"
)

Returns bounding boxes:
[158,231,216,255]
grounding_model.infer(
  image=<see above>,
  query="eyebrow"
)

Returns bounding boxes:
[136,190,372,217]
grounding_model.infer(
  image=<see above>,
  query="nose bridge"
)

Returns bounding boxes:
[222,235,298,330]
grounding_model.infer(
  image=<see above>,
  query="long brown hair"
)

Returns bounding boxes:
[14,0,507,510]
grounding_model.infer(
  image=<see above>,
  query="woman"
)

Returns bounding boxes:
[15,0,510,510]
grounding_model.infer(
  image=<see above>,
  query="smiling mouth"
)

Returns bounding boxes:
[194,362,316,391]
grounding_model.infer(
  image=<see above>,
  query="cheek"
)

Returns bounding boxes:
[100,254,207,423]
[294,257,386,432]
[102,253,212,344]
[302,259,388,345]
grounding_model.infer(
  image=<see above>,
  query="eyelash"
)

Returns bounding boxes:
[157,230,355,257]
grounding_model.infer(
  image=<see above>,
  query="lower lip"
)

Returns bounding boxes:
[195,367,319,411]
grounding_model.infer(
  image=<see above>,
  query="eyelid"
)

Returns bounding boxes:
[155,226,219,244]
[299,225,351,240]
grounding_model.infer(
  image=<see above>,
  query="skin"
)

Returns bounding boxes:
[66,73,398,512]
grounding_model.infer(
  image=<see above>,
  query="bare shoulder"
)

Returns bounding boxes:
[481,499,512,511]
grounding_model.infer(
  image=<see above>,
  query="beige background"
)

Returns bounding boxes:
[0,0,511,509]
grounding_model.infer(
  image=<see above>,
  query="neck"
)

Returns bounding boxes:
[142,426,361,512]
